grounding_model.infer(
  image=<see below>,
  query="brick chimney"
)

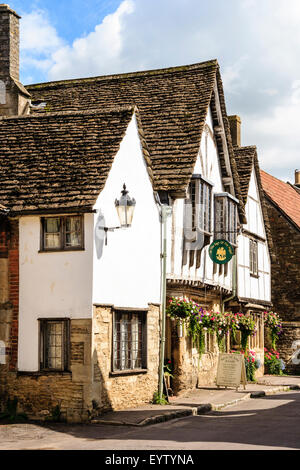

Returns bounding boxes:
[228,115,241,147]
[0,4,30,116]
[295,169,300,188]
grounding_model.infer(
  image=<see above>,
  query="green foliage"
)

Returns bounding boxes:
[264,348,285,375]
[152,391,169,405]
[244,350,259,382]
[0,397,28,423]
[167,297,259,356]
[237,313,257,351]
[164,359,173,378]
[264,312,283,349]
[167,297,198,320]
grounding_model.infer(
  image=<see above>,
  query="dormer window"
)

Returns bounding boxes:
[214,193,238,246]
[189,175,213,235]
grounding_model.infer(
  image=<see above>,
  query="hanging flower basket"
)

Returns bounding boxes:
[236,313,257,351]
[264,311,283,349]
[167,297,198,320]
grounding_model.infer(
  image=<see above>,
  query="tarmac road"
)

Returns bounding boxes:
[1,390,300,450]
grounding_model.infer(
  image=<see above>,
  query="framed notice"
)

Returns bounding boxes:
[216,353,247,391]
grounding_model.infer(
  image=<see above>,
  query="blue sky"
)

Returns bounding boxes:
[6,0,300,183]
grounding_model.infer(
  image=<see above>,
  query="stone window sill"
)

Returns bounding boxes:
[17,370,72,377]
[38,248,85,253]
[109,369,148,377]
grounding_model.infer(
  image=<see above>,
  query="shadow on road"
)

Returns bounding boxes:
[1,391,300,450]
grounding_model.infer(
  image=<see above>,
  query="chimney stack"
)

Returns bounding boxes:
[0,4,20,81]
[0,4,30,116]
[228,115,241,147]
[295,169,300,188]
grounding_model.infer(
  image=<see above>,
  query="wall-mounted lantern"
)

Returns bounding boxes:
[115,184,136,228]
[98,184,136,245]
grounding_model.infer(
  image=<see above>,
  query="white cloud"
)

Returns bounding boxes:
[48,0,134,80]
[222,56,248,94]
[21,10,63,54]
[244,81,300,179]
[18,0,300,182]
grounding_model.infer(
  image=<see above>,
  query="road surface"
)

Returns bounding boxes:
[0,390,299,450]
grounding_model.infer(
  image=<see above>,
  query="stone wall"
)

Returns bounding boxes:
[166,293,266,394]
[0,319,93,423]
[267,204,300,322]
[265,202,300,365]
[92,304,161,412]
[170,318,219,394]
[278,322,300,374]
[166,293,222,395]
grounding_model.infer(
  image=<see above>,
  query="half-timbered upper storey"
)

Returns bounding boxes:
[235,146,272,305]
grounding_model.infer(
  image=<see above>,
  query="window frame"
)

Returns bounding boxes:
[214,192,239,246]
[249,237,259,277]
[40,214,84,252]
[111,309,148,375]
[189,175,213,236]
[39,318,70,372]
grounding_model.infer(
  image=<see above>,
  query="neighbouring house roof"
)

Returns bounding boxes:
[235,146,273,249]
[261,170,300,230]
[25,60,246,222]
[289,182,300,195]
[0,107,137,215]
[233,146,254,205]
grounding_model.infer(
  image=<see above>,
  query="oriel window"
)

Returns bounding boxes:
[41,215,84,251]
[189,176,213,235]
[112,311,147,372]
[214,193,238,246]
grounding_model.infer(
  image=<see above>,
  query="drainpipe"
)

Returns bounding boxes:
[221,253,237,314]
[158,203,172,402]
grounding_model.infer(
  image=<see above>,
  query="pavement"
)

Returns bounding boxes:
[91,375,300,427]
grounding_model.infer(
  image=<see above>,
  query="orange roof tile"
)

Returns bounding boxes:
[260,170,300,229]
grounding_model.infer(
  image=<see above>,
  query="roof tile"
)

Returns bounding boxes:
[261,170,300,229]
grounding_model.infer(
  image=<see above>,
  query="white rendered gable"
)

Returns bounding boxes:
[244,168,266,239]
[92,113,161,308]
[237,167,271,302]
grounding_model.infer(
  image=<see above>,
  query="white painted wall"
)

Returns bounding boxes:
[92,114,161,308]
[167,109,232,291]
[18,113,162,371]
[18,213,94,371]
[237,168,271,302]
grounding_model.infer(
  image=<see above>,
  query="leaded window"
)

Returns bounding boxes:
[112,311,147,372]
[249,238,258,276]
[41,215,84,251]
[39,319,70,371]
[189,176,213,235]
[214,193,238,246]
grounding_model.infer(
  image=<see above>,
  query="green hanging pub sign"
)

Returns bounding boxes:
[209,239,234,264]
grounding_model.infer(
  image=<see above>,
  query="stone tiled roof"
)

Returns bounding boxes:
[26,60,246,222]
[234,146,254,205]
[0,107,136,215]
[261,170,300,230]
[235,146,273,248]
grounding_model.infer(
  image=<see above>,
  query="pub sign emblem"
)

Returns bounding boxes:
[209,239,234,264]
